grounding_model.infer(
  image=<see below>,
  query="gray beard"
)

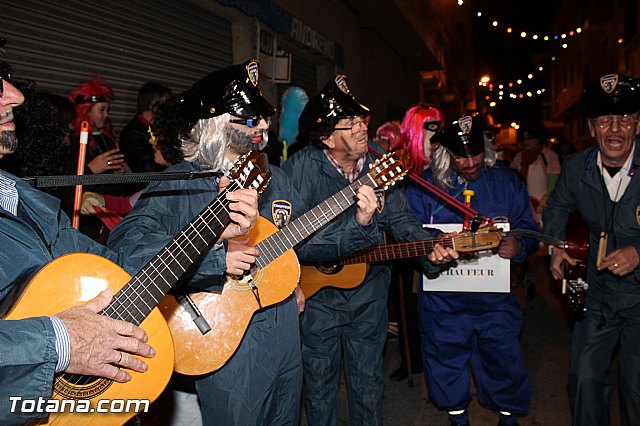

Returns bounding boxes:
[225,124,267,155]
[0,131,18,154]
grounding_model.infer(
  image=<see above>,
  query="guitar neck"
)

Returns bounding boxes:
[103,183,239,325]
[255,174,377,268]
[339,237,454,265]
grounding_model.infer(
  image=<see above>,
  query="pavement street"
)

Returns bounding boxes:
[313,251,622,426]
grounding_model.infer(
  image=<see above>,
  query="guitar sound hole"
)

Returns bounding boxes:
[316,264,343,275]
[54,373,113,399]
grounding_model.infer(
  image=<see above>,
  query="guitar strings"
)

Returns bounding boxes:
[103,179,238,328]
[60,181,240,389]
[256,178,363,268]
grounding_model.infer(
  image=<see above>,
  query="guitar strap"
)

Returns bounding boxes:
[21,170,222,188]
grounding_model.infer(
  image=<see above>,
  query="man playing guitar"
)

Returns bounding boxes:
[543,74,640,426]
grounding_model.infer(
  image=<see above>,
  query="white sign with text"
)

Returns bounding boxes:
[423,223,510,293]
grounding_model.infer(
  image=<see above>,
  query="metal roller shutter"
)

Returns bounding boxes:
[1,0,232,131]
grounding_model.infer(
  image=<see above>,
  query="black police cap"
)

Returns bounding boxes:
[581,74,640,118]
[298,75,369,133]
[179,59,276,124]
[432,114,485,158]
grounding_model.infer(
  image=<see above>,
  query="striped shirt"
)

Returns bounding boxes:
[0,174,71,372]
[323,150,365,183]
[0,174,18,215]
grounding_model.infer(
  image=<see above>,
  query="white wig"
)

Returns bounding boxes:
[181,113,230,171]
[430,135,498,188]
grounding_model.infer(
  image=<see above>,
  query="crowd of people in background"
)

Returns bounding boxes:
[1,31,638,426]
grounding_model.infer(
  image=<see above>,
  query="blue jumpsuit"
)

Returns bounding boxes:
[406,163,538,421]
[108,161,303,426]
[282,144,441,426]
[0,171,121,425]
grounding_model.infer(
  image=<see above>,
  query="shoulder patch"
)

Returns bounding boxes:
[272,200,292,229]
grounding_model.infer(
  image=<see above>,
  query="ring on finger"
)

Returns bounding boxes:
[118,352,123,364]
[107,161,112,166]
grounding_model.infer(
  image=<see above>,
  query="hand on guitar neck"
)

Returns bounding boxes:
[549,247,579,281]
[217,176,260,241]
[56,288,155,383]
[355,185,377,225]
[430,239,460,265]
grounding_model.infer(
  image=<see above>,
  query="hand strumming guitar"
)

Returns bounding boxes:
[55,288,156,383]
[498,235,522,259]
[225,238,260,276]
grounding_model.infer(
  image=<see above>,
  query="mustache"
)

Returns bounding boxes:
[225,124,267,154]
[0,130,18,153]
[0,110,13,123]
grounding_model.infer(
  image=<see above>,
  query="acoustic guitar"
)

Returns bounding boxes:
[158,150,412,375]
[300,226,504,298]
[3,151,270,426]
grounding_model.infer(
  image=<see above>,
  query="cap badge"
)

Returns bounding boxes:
[458,116,473,134]
[247,60,259,87]
[335,75,349,94]
[600,74,618,94]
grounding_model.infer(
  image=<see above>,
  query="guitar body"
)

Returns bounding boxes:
[159,217,299,375]
[299,263,369,298]
[4,253,174,426]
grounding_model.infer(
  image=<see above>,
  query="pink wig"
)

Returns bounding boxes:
[400,104,444,173]
[68,76,116,146]
[375,120,402,151]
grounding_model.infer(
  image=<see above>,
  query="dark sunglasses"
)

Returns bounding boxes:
[0,61,13,98]
[229,116,265,128]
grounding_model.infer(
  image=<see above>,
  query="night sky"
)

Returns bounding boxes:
[470,0,562,124]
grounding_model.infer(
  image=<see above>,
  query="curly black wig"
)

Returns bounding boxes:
[8,82,74,199]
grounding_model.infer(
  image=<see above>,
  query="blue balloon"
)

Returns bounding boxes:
[279,86,309,148]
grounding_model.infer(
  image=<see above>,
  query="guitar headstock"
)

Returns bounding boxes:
[452,226,502,252]
[229,151,272,194]
[367,149,413,190]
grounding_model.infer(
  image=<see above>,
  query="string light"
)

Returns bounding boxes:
[456,1,583,45]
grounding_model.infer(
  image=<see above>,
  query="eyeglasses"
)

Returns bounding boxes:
[593,115,638,130]
[334,119,368,134]
[0,62,13,98]
[229,116,268,128]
